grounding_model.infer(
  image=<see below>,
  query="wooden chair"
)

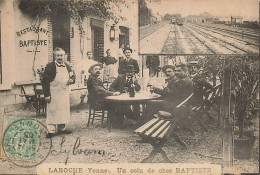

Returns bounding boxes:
[16,84,37,110]
[103,77,116,90]
[34,85,46,116]
[87,103,107,127]
[134,93,194,163]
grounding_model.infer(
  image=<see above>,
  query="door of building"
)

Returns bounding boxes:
[92,26,104,62]
[52,11,70,61]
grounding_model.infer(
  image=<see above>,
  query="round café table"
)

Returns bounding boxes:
[105,92,161,130]
[105,92,161,102]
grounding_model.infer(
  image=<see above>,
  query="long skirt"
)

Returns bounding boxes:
[103,64,118,81]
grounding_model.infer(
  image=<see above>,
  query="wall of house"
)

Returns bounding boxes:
[0,0,50,113]
[13,1,49,82]
[0,0,15,90]
[0,0,22,113]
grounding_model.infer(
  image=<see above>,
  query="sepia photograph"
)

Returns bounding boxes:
[139,0,259,54]
[0,0,259,174]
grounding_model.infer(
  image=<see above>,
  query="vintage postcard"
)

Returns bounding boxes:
[0,0,259,175]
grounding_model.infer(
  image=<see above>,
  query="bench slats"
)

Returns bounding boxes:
[145,119,166,137]
[134,118,159,134]
[151,121,171,138]
[158,124,171,139]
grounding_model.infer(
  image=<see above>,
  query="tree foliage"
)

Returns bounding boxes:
[139,0,151,27]
[232,56,259,137]
[19,0,125,32]
[187,55,259,137]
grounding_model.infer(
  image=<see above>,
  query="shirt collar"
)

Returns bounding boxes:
[55,60,66,67]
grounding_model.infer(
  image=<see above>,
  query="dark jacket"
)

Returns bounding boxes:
[118,58,139,74]
[153,75,193,107]
[87,75,114,106]
[191,74,213,105]
[109,75,141,93]
[100,56,117,66]
[41,62,75,97]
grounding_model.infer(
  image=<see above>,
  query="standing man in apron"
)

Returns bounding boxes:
[42,47,76,138]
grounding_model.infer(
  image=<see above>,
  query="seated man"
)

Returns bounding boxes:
[145,64,193,120]
[74,51,98,105]
[109,65,141,128]
[87,64,120,109]
[187,61,213,106]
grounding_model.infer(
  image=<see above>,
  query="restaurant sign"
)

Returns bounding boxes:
[16,26,49,49]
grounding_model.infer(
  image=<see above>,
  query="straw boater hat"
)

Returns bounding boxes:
[162,65,175,74]
[88,63,103,73]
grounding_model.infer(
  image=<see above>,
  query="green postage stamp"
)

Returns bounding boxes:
[2,117,52,168]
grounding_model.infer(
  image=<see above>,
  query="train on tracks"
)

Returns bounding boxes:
[171,17,183,26]
[171,18,177,24]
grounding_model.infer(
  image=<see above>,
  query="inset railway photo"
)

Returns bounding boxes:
[139,0,259,54]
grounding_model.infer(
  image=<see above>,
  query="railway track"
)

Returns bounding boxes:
[196,23,259,37]
[185,23,258,54]
[140,22,258,54]
[161,24,179,54]
[188,23,259,47]
[181,25,216,54]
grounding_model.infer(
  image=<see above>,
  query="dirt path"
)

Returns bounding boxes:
[0,104,259,174]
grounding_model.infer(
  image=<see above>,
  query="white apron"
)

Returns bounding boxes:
[46,65,70,125]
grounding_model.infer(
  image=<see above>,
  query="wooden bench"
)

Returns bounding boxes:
[134,93,194,163]
[191,84,222,131]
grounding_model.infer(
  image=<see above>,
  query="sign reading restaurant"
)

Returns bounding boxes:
[16,26,49,37]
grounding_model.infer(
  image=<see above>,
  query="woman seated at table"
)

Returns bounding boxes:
[109,65,141,128]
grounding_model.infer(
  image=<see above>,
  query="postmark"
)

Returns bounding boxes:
[2,118,52,168]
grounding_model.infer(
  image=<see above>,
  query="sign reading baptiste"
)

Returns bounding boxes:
[19,40,47,47]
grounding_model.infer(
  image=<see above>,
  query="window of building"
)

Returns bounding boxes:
[119,26,129,48]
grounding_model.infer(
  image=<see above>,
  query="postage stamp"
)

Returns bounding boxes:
[2,118,52,168]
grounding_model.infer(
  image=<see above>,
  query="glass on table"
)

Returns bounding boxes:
[146,83,154,96]
[123,87,129,94]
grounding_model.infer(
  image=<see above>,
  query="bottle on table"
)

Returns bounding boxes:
[129,78,135,97]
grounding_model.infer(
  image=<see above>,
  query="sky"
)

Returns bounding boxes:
[145,0,259,21]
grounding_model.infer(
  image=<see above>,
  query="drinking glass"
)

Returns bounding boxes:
[123,87,128,94]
